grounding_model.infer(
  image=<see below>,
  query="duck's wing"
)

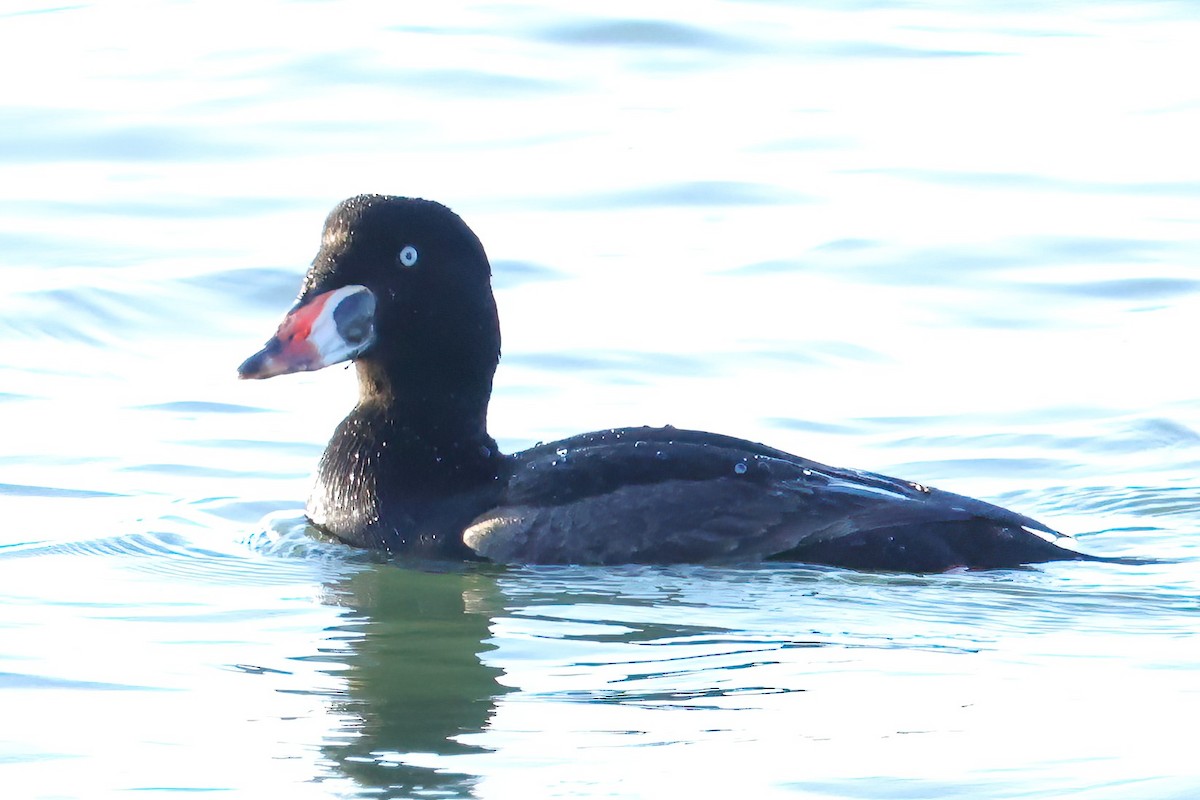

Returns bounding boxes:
[463,427,1086,570]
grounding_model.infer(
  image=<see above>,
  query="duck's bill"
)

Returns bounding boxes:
[238,284,377,380]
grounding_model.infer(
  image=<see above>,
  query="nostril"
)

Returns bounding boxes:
[340,319,369,344]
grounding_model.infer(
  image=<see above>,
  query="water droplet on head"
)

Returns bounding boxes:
[734,462,748,475]
[634,440,647,448]
[556,447,568,457]
[479,445,492,458]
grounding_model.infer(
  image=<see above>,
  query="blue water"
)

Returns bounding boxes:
[2,2,1199,798]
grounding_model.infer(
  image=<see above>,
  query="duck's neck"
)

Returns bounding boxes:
[354,358,495,448]
[306,357,502,551]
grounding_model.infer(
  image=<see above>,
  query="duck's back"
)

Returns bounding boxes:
[464,426,1087,570]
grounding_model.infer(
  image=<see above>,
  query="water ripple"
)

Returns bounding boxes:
[538,19,748,51]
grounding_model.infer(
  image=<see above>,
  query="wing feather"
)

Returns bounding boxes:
[464,427,1071,568]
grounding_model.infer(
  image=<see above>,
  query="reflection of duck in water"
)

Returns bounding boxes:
[240,195,1111,572]
[322,566,505,796]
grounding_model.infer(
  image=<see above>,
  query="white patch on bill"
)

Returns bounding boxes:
[309,285,376,365]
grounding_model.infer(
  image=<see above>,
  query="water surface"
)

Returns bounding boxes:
[1,2,1198,798]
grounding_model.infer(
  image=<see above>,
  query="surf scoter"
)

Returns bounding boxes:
[238,194,1104,571]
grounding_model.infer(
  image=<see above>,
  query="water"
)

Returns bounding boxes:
[2,1,1199,797]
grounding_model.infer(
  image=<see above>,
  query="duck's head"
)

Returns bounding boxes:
[238,195,501,407]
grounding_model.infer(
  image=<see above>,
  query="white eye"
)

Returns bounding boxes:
[397,245,419,267]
